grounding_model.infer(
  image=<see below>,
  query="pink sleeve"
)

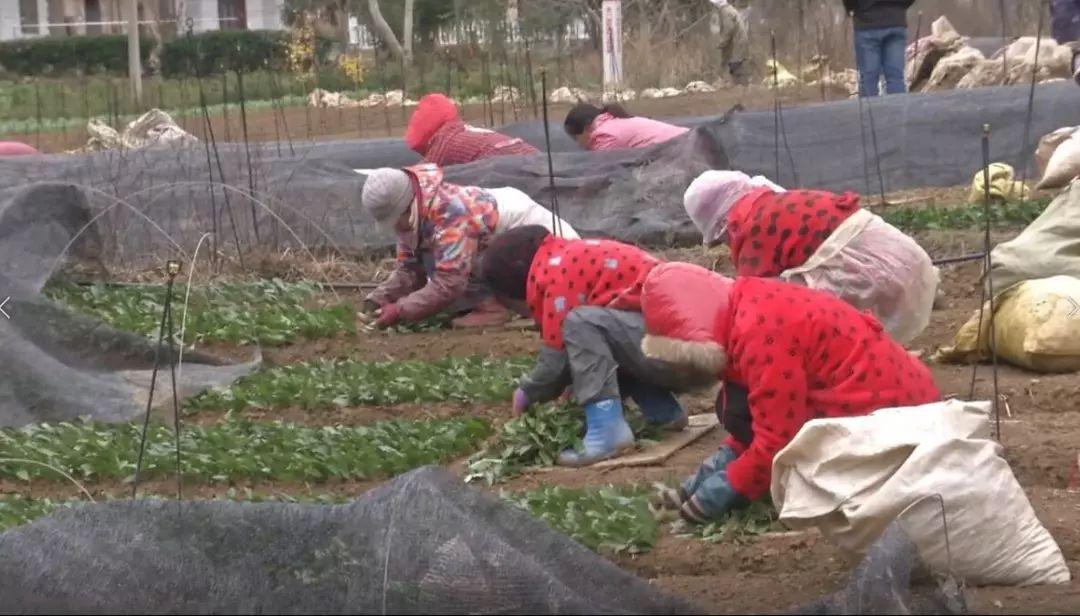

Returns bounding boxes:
[588,129,623,151]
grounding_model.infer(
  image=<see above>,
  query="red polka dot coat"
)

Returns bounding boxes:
[726,188,861,277]
[646,269,941,501]
[526,236,661,350]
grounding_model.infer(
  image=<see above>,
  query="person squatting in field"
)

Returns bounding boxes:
[481,225,716,466]
[640,262,941,524]
[563,103,690,151]
[359,164,578,330]
[405,93,540,166]
[682,170,939,343]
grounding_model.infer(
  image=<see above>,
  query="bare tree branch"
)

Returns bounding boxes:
[403,0,415,62]
[366,0,406,60]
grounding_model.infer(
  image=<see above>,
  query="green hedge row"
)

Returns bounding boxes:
[160,29,333,77]
[0,30,333,78]
[0,35,153,75]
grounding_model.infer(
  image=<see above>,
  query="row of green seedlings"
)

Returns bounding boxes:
[0,356,556,495]
[0,485,778,556]
[1,352,780,552]
[878,197,1049,232]
[180,354,643,482]
[33,283,784,551]
[0,354,550,489]
[3,348,779,547]
[45,278,450,347]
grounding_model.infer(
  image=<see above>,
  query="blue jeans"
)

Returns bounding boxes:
[855,26,908,97]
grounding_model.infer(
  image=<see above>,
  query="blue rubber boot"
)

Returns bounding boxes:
[626,381,689,431]
[557,399,635,467]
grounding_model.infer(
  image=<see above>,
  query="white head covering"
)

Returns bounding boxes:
[683,171,785,246]
[361,168,414,233]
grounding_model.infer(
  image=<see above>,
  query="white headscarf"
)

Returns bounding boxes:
[683,171,785,246]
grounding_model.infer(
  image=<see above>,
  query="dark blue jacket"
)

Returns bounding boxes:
[1052,0,1080,44]
[842,0,915,30]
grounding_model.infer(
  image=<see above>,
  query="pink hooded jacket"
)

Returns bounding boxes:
[588,113,690,151]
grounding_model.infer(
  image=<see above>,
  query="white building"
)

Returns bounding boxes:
[1,0,284,42]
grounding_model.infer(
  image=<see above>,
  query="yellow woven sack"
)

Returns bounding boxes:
[968,162,1028,204]
[935,276,1080,373]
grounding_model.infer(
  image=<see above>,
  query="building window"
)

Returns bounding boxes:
[219,0,247,30]
[19,0,39,35]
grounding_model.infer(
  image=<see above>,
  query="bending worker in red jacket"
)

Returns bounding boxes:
[481,226,715,466]
[640,262,941,524]
[405,93,539,166]
[683,170,938,343]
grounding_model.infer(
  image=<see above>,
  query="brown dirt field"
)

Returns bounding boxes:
[266,324,538,365]
[20,227,1080,612]
[33,85,844,154]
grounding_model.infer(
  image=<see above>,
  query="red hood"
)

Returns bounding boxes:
[405,93,460,154]
[640,262,734,376]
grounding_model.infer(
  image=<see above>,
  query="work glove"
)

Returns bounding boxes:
[374,303,403,329]
[357,299,382,330]
[512,388,530,417]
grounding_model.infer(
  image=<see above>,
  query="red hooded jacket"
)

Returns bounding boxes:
[641,263,940,500]
[726,189,860,277]
[405,93,539,166]
[527,236,662,350]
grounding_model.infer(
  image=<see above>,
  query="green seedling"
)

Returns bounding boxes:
[189,356,533,412]
[0,416,491,483]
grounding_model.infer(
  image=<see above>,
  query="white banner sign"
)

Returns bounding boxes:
[602,0,623,91]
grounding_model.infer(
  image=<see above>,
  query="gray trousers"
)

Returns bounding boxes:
[520,307,713,406]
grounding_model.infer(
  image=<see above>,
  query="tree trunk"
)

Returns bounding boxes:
[403,0,415,62]
[367,0,406,60]
[143,1,165,74]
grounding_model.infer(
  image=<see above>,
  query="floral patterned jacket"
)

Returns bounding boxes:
[365,163,499,321]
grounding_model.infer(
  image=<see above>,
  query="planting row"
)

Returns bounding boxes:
[0,416,489,483]
[190,356,532,411]
[0,486,778,556]
[880,197,1049,232]
[47,279,457,346]
[47,279,354,346]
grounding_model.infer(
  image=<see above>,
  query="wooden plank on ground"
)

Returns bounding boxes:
[593,413,719,469]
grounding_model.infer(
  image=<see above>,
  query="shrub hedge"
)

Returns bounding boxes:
[0,30,333,78]
[0,35,153,75]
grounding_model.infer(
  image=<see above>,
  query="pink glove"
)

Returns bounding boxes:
[512,388,529,417]
[375,303,403,329]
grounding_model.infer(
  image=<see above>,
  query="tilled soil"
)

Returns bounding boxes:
[17,227,1080,612]
[174,227,1079,613]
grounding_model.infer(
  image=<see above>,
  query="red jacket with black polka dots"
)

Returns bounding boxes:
[726,189,861,277]
[643,269,941,501]
[722,277,940,499]
[527,236,661,350]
